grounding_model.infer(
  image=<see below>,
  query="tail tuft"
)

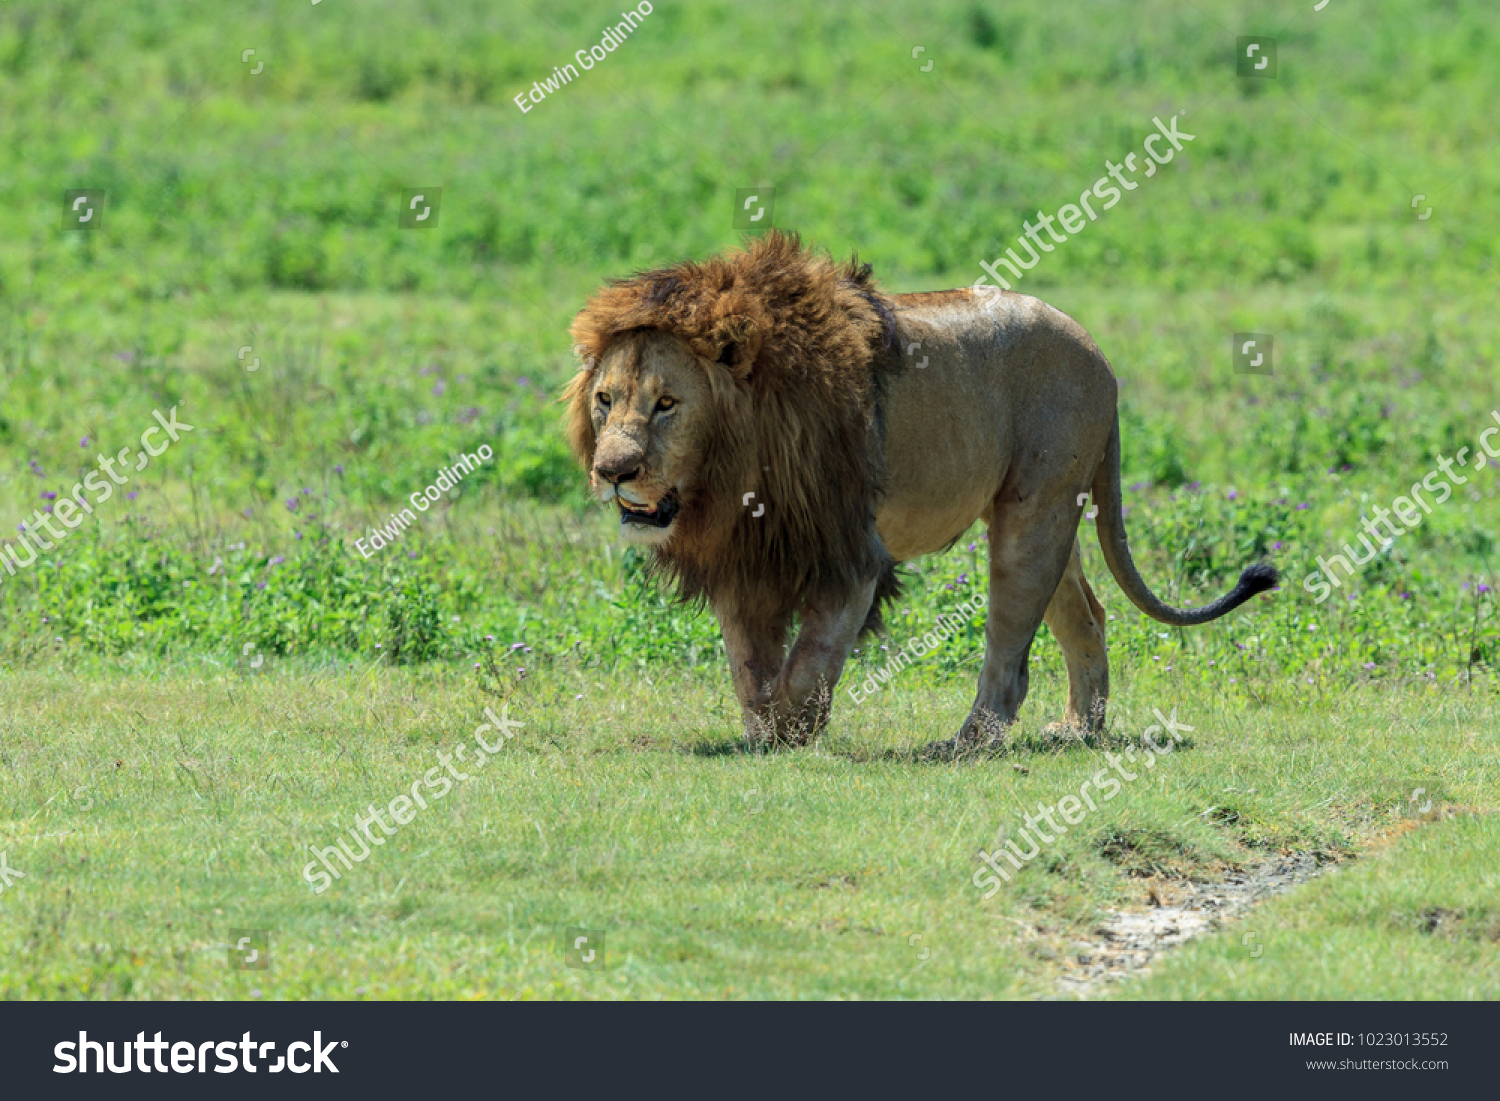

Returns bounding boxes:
[1238,562,1280,597]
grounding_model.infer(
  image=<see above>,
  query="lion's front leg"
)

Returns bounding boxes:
[753,577,879,747]
[713,602,791,745]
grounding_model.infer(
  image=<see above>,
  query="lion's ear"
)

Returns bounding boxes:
[714,326,762,378]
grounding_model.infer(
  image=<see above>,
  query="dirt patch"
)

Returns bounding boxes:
[1055,851,1330,997]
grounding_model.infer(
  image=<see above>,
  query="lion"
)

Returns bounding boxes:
[564,232,1276,752]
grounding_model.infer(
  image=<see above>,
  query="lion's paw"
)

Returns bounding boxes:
[919,733,999,762]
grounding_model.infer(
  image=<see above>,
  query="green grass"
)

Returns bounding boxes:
[2,665,1495,999]
[1,0,1498,998]
[1123,813,1500,999]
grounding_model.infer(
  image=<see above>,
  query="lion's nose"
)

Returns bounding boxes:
[594,458,641,484]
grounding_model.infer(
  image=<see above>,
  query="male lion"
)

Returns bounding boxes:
[565,232,1276,752]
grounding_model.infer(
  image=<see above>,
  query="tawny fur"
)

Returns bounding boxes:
[563,231,1277,749]
[566,232,901,624]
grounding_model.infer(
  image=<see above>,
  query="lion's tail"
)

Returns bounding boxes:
[1090,415,1278,627]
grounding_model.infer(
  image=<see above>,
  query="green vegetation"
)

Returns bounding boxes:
[3,667,1494,999]
[1124,812,1500,999]
[0,0,1495,999]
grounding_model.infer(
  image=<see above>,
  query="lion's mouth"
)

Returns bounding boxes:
[616,491,679,529]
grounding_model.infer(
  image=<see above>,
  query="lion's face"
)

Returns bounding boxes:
[585,330,716,546]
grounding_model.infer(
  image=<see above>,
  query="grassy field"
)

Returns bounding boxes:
[4,666,1495,999]
[0,0,1497,999]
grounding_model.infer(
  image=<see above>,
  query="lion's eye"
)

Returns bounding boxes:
[596,392,611,408]
[655,396,677,413]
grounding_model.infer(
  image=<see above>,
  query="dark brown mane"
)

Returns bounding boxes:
[565,231,902,624]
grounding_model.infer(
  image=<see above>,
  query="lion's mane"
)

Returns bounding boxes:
[565,231,903,625]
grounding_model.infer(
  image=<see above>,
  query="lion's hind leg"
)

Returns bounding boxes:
[924,498,1077,757]
[1042,539,1109,735]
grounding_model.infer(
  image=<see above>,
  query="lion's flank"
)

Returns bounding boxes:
[566,230,903,622]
